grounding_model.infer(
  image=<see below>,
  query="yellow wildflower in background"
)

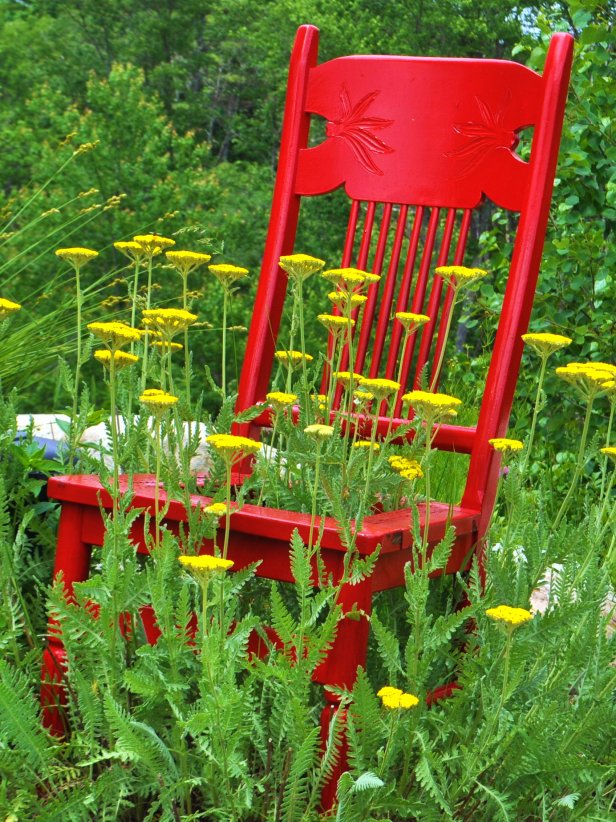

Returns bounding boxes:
[556,362,616,398]
[600,446,616,463]
[318,313,355,332]
[304,424,335,439]
[279,254,325,283]
[266,391,298,410]
[388,455,424,481]
[353,440,380,451]
[142,308,198,339]
[114,241,148,263]
[489,438,524,455]
[322,268,380,290]
[179,554,234,572]
[139,390,179,413]
[401,390,462,419]
[353,388,374,405]
[166,250,212,277]
[328,290,368,310]
[152,341,183,351]
[358,377,401,401]
[377,686,419,710]
[88,321,141,348]
[133,234,175,256]
[55,247,99,268]
[435,265,487,291]
[395,312,430,332]
[0,298,21,319]
[275,350,314,368]
[486,605,533,626]
[377,686,403,697]
[333,371,362,388]
[204,502,228,517]
[206,434,262,461]
[94,350,138,370]
[209,264,249,290]
[522,332,572,358]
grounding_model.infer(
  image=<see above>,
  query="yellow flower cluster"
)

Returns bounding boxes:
[304,424,335,439]
[522,332,572,357]
[139,389,179,412]
[435,265,487,291]
[133,234,175,257]
[275,350,314,367]
[388,455,424,481]
[377,686,419,710]
[322,268,380,291]
[142,308,198,338]
[152,341,183,351]
[328,291,368,309]
[333,371,362,387]
[402,390,462,419]
[266,391,298,409]
[204,502,228,517]
[94,350,138,370]
[489,438,524,455]
[88,321,141,348]
[353,388,374,405]
[114,241,148,263]
[166,250,212,276]
[279,254,326,283]
[209,264,249,290]
[555,362,616,398]
[395,312,430,332]
[318,313,355,332]
[600,446,616,463]
[0,297,21,319]
[353,440,380,451]
[206,434,263,459]
[485,605,533,626]
[358,377,401,401]
[178,554,234,573]
[55,247,99,269]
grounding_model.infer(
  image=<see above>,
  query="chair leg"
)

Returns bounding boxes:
[318,578,372,812]
[41,644,68,737]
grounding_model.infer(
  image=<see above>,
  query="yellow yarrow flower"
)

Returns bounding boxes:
[275,350,314,368]
[139,390,179,413]
[55,247,99,268]
[204,502,229,517]
[152,341,183,351]
[328,290,368,310]
[377,686,403,697]
[353,440,380,451]
[353,388,374,405]
[435,265,487,291]
[486,605,533,626]
[87,321,141,348]
[266,391,298,410]
[304,424,335,439]
[600,446,616,463]
[94,349,138,370]
[388,455,424,481]
[489,438,524,455]
[142,308,198,339]
[133,234,175,257]
[318,313,355,332]
[555,362,616,399]
[0,298,21,319]
[358,377,401,401]
[178,554,234,585]
[378,686,419,710]
[114,241,148,263]
[166,250,212,277]
[333,371,362,388]
[395,312,430,332]
[401,390,462,419]
[209,264,249,290]
[522,332,572,358]
[206,434,262,461]
[279,254,325,283]
[322,268,380,290]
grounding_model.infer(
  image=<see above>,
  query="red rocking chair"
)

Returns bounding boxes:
[41,24,573,809]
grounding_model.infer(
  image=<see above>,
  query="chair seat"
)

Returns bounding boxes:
[47,474,480,588]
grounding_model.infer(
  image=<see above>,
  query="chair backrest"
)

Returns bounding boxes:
[236,24,573,526]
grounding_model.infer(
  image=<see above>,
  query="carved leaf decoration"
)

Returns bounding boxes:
[326,85,394,175]
[447,94,519,179]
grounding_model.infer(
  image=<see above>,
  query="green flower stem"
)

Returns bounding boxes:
[297,280,310,413]
[378,712,400,779]
[222,461,232,559]
[286,284,300,393]
[222,289,228,398]
[308,441,323,554]
[430,290,458,392]
[522,355,548,473]
[326,331,345,423]
[108,352,120,508]
[141,256,154,390]
[600,401,615,499]
[154,416,162,550]
[554,394,595,530]
[130,260,141,347]
[68,264,83,473]
[182,273,191,408]
[396,330,411,391]
[344,303,356,455]
[421,416,434,562]
[360,419,379,519]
